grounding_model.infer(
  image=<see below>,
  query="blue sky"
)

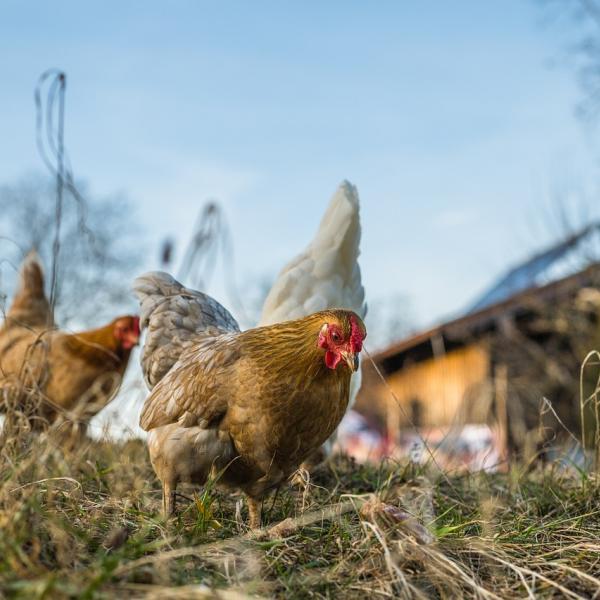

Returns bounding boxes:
[1,1,599,331]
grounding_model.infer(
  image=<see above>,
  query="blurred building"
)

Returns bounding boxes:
[356,223,600,463]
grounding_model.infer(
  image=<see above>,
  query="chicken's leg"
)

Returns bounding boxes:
[246,496,262,529]
[163,481,177,517]
[291,445,327,488]
[300,445,328,472]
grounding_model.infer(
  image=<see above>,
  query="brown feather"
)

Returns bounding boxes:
[6,251,52,329]
[63,320,132,366]
[1,253,139,433]
[0,317,137,424]
[141,309,365,513]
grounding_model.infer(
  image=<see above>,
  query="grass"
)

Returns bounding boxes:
[1,429,599,599]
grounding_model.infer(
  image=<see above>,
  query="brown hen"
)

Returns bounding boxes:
[134,271,366,527]
[0,252,140,433]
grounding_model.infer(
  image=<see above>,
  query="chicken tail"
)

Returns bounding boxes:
[6,250,53,328]
[260,180,366,326]
[133,271,240,388]
[312,180,361,263]
[313,180,366,318]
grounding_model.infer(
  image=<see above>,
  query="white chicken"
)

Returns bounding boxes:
[259,180,367,460]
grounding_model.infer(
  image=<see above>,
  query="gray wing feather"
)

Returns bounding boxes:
[133,271,240,388]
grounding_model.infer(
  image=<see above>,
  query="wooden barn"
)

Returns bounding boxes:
[356,224,600,456]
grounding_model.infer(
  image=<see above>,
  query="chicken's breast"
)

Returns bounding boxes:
[147,423,235,487]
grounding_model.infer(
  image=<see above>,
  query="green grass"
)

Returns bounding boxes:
[0,432,599,599]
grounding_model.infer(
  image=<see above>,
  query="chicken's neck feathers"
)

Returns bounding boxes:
[63,323,127,365]
[240,311,352,389]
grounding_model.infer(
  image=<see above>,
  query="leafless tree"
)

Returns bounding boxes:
[0,173,143,327]
[541,0,600,120]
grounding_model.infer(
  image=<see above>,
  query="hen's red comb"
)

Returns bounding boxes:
[349,315,365,353]
[132,316,141,335]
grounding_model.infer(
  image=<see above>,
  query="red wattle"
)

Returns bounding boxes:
[325,350,341,370]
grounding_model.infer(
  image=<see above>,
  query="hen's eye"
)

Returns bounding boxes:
[331,332,341,343]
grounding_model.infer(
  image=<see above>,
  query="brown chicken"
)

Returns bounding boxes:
[0,252,140,432]
[134,271,366,527]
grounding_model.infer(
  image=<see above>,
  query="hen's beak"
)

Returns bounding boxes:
[341,351,360,372]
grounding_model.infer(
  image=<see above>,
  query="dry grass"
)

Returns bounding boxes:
[0,424,599,600]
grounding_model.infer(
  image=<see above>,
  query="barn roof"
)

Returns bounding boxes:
[468,222,600,313]
[374,223,600,371]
